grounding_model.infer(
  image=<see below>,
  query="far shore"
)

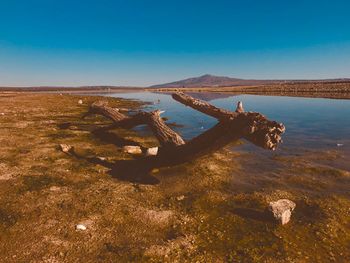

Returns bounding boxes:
[1,81,350,99]
[149,81,350,99]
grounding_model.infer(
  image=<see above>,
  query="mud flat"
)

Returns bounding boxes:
[0,92,349,262]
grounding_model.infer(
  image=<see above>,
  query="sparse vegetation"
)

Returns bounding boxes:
[0,93,349,262]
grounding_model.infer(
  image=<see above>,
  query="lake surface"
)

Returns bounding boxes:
[99,92,350,171]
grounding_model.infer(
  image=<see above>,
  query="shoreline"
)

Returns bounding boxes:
[149,82,350,100]
[1,81,350,99]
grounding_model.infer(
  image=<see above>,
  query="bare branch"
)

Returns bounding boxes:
[88,102,185,148]
[86,93,285,166]
[172,92,236,120]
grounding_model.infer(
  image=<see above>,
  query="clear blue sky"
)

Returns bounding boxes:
[0,0,349,86]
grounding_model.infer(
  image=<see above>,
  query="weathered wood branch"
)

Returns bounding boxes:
[88,101,128,123]
[172,92,236,120]
[158,113,284,164]
[88,102,184,148]
[87,92,285,166]
[146,110,185,147]
[172,92,285,150]
[157,121,243,164]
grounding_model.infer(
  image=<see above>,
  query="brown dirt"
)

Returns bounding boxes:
[0,92,349,262]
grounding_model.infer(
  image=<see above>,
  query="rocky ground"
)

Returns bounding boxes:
[0,92,349,262]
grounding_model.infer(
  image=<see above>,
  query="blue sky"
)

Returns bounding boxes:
[0,0,350,86]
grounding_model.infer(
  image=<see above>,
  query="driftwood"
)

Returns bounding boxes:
[88,102,184,148]
[86,92,285,166]
[172,92,285,151]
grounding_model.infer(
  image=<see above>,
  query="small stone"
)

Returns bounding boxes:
[268,199,296,225]
[78,99,83,104]
[0,113,4,116]
[76,224,87,231]
[336,143,343,147]
[123,145,142,154]
[59,144,73,154]
[49,186,61,192]
[97,156,106,161]
[146,147,158,156]
[176,195,185,201]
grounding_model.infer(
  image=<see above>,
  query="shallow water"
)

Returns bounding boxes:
[96,91,350,175]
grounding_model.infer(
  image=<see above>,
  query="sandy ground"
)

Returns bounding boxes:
[0,92,349,262]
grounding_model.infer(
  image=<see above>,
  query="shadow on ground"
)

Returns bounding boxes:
[59,121,160,185]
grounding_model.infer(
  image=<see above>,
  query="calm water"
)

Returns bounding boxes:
[100,92,350,170]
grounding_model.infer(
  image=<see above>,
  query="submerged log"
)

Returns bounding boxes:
[87,92,285,165]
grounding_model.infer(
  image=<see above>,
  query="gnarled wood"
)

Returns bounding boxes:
[146,110,185,147]
[87,92,285,165]
[89,101,128,122]
[172,92,285,150]
[172,92,237,120]
[88,102,184,148]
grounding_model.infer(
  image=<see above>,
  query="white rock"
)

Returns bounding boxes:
[76,224,87,231]
[268,199,296,225]
[146,147,158,156]
[123,145,142,154]
[78,99,83,104]
[337,143,344,147]
[59,144,73,153]
[49,186,61,192]
[176,195,185,201]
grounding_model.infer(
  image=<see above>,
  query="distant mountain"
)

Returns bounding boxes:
[150,74,283,88]
[150,74,350,88]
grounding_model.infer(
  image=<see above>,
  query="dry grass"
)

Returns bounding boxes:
[0,92,349,262]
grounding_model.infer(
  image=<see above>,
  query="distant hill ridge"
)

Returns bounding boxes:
[150,74,350,88]
[1,75,350,91]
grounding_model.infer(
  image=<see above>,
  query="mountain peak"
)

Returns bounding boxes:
[151,74,261,88]
[200,74,215,77]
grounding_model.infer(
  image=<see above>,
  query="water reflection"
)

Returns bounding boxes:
[99,91,350,171]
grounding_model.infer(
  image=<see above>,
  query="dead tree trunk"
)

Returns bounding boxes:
[172,92,285,150]
[172,92,237,120]
[87,92,285,164]
[88,101,184,148]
